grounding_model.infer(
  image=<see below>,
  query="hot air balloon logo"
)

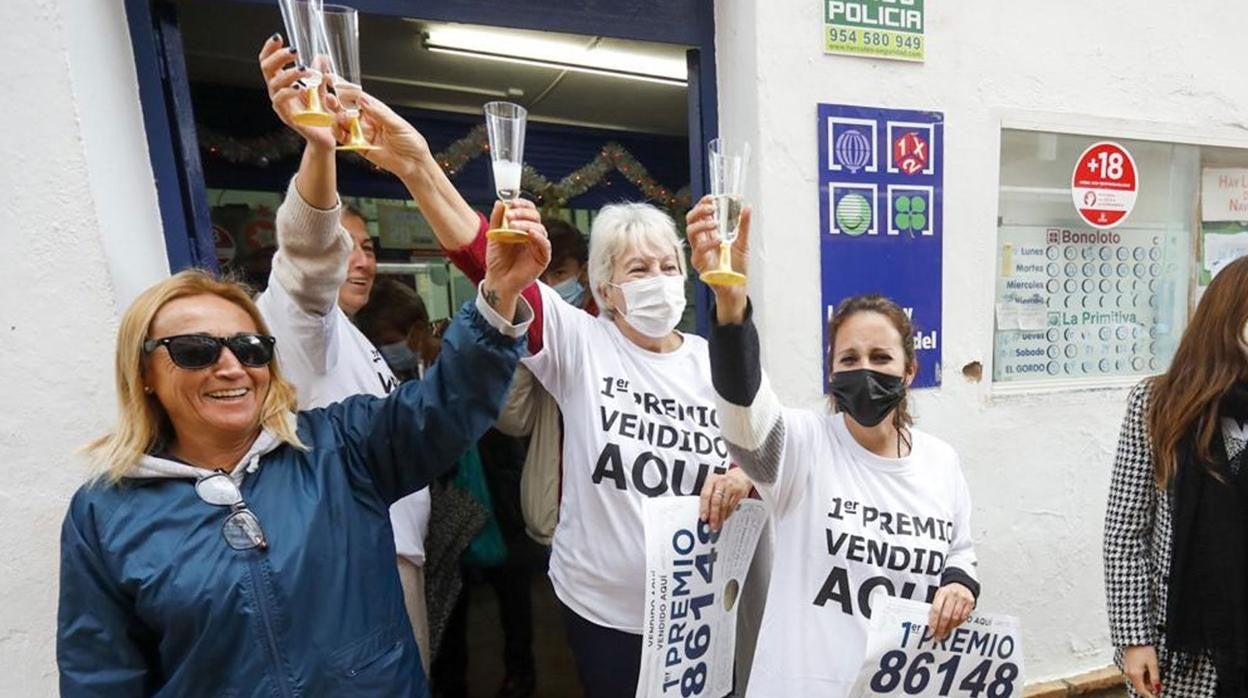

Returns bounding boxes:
[834,128,872,173]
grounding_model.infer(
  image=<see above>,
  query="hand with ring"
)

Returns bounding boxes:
[698,468,754,532]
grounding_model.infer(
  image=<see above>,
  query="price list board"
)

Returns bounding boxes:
[993,226,1179,383]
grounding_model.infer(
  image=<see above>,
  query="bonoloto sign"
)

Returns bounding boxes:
[1071,141,1138,230]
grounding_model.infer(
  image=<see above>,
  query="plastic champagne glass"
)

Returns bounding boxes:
[277,0,334,127]
[320,5,377,151]
[484,101,529,244]
[699,138,750,286]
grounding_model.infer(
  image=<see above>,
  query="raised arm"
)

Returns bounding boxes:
[686,198,802,515]
[330,226,551,503]
[257,35,349,318]
[336,92,548,350]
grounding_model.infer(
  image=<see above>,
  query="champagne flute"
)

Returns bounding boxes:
[277,0,335,127]
[483,101,529,244]
[699,138,750,286]
[320,5,377,151]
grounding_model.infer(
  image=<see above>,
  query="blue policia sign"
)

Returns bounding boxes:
[818,103,944,389]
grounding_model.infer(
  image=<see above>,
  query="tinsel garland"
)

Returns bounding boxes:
[199,123,691,211]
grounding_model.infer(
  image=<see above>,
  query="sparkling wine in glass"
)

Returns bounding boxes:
[321,4,377,151]
[277,0,334,127]
[700,138,751,287]
[484,101,529,244]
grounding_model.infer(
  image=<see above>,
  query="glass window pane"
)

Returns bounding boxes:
[993,131,1197,385]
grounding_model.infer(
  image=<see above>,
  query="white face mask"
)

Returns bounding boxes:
[611,275,687,338]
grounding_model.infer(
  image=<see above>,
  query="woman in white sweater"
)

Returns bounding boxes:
[686,198,980,697]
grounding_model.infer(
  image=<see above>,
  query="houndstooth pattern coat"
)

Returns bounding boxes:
[1104,381,1248,697]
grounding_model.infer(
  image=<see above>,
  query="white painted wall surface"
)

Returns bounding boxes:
[715,0,1248,683]
[0,0,163,693]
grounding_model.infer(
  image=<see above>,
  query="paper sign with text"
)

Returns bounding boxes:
[1201,168,1248,222]
[849,595,1025,697]
[636,497,767,698]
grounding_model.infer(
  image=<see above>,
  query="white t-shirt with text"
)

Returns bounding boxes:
[746,412,977,698]
[524,284,728,633]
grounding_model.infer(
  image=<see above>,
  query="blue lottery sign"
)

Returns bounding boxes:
[818,104,944,389]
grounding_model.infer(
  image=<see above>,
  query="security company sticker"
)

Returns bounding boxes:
[849,595,1025,697]
[636,497,767,698]
[1071,141,1138,230]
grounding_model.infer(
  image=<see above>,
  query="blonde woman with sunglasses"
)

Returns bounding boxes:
[56,240,545,697]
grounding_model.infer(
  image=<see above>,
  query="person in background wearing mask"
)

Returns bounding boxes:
[1104,255,1248,698]
[356,279,440,381]
[542,219,597,314]
[686,197,979,697]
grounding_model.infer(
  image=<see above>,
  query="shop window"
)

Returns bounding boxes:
[993,130,1248,388]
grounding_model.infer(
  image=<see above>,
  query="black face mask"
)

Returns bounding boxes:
[829,369,907,428]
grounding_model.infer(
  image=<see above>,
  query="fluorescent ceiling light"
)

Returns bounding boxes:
[423,24,687,87]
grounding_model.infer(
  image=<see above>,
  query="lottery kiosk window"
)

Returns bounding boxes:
[992,130,1199,388]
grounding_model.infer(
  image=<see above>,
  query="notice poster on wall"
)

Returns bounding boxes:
[635,497,767,698]
[849,595,1025,697]
[824,0,925,62]
[1201,168,1248,221]
[993,226,1186,383]
[818,103,943,388]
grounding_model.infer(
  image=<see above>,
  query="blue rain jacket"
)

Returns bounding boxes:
[57,304,524,697]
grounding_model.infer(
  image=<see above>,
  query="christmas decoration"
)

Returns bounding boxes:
[199,123,691,212]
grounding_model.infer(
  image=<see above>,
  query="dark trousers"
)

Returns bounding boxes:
[558,600,643,698]
[431,563,536,698]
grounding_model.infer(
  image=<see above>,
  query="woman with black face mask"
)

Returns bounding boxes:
[685,199,980,697]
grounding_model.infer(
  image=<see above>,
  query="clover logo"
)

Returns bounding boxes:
[894,195,927,237]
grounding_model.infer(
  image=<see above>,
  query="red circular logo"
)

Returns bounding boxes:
[893,132,929,176]
[1071,142,1138,229]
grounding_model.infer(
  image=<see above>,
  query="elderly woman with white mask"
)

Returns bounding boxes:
[439,202,753,696]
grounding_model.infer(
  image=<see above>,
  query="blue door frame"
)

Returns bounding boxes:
[124,0,718,333]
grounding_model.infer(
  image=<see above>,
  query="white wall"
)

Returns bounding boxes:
[715,0,1248,683]
[0,0,164,693]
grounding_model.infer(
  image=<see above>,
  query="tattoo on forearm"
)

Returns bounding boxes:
[483,287,500,309]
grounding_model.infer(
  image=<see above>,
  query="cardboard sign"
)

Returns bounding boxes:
[850,595,1025,697]
[636,497,767,698]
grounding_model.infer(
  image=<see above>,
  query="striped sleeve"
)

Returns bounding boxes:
[709,302,799,514]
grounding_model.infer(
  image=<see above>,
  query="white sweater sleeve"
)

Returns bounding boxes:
[270,176,349,318]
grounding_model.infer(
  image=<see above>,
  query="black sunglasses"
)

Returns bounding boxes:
[143,333,276,370]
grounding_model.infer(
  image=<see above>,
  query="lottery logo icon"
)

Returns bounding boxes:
[893,195,927,237]
[836,193,873,236]
[835,128,872,173]
[893,132,928,175]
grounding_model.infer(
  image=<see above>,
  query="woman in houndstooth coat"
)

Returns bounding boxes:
[1103,256,1248,698]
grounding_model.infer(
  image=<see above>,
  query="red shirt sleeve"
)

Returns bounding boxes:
[443,212,544,354]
